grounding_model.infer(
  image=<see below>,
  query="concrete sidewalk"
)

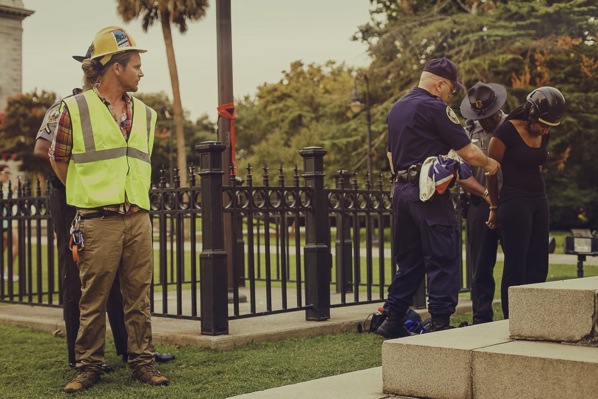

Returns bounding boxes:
[0,299,470,351]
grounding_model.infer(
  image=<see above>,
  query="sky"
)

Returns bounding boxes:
[21,0,372,121]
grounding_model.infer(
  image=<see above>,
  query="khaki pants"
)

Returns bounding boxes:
[75,210,154,370]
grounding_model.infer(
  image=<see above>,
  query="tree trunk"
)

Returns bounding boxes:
[160,11,188,187]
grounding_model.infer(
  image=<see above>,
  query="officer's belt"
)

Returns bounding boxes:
[395,163,422,185]
[49,175,65,190]
[77,209,121,220]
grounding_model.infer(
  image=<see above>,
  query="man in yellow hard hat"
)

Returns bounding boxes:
[35,44,175,374]
[50,26,169,393]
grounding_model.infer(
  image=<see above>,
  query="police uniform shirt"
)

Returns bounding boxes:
[35,100,61,143]
[387,87,470,171]
[466,112,506,187]
[36,100,65,189]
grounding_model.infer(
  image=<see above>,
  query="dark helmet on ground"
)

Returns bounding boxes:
[525,86,566,126]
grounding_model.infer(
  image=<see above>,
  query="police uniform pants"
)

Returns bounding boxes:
[498,197,549,319]
[48,185,128,366]
[385,183,461,318]
[466,200,500,324]
[75,210,154,371]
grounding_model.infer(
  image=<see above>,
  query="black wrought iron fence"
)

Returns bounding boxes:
[1,143,468,335]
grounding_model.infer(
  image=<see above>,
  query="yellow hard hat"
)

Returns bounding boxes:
[89,26,146,66]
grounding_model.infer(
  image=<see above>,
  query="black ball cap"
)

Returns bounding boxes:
[423,57,464,90]
[72,45,92,63]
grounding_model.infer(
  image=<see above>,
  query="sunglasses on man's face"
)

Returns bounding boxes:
[439,80,457,95]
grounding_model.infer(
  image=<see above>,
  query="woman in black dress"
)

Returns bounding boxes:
[486,86,566,318]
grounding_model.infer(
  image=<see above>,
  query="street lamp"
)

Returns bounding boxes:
[163,108,174,186]
[350,73,373,179]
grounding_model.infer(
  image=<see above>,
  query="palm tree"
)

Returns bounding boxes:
[116,0,209,187]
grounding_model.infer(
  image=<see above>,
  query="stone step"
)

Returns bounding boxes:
[509,276,598,343]
[473,339,598,399]
[382,319,598,398]
[382,320,511,399]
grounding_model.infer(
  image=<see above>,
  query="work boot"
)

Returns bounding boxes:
[376,310,412,339]
[132,364,170,386]
[64,368,101,394]
[426,315,454,333]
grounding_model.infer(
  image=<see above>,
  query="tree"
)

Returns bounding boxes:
[135,91,216,184]
[234,61,388,180]
[355,0,598,228]
[0,90,57,176]
[116,0,209,187]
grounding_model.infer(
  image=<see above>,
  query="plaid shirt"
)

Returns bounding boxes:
[49,87,138,214]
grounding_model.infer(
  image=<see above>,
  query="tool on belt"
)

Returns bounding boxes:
[395,163,422,185]
[69,214,84,262]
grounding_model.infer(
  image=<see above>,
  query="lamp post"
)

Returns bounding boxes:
[350,73,373,179]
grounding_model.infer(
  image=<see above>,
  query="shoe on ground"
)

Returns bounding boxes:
[132,365,169,386]
[69,362,114,373]
[124,352,176,363]
[426,320,455,333]
[155,352,176,363]
[64,369,101,394]
[102,363,115,373]
[376,311,413,339]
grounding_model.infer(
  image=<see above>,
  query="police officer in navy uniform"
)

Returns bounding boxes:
[459,82,507,324]
[33,47,175,369]
[377,58,501,338]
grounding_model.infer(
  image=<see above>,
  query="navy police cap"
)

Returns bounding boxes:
[423,57,464,90]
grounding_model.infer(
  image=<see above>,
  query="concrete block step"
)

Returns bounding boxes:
[509,276,598,343]
[473,339,598,399]
[382,320,510,399]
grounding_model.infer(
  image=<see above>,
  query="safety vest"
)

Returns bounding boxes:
[63,90,156,210]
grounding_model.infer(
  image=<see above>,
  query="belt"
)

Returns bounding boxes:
[77,209,121,220]
[49,175,65,190]
[395,163,422,185]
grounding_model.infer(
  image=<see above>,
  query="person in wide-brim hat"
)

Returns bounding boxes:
[460,82,507,120]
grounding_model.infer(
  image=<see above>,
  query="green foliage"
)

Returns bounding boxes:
[237,0,598,228]
[135,92,216,184]
[235,60,397,181]
[0,90,57,175]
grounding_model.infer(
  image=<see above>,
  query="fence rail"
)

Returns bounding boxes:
[1,143,468,334]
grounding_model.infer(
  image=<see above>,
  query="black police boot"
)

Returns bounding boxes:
[426,315,454,333]
[376,310,413,339]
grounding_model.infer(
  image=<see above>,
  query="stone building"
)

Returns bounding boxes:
[0,0,33,111]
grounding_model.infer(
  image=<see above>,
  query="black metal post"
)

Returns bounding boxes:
[300,147,331,321]
[577,254,585,278]
[216,0,236,295]
[351,73,373,179]
[196,141,228,335]
[333,170,353,294]
[363,75,373,179]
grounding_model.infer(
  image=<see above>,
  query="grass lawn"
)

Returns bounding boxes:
[1,264,595,398]
[0,324,384,399]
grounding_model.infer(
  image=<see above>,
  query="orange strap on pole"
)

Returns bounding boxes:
[217,102,237,175]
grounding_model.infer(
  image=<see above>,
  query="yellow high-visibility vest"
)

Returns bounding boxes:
[63,90,156,210]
